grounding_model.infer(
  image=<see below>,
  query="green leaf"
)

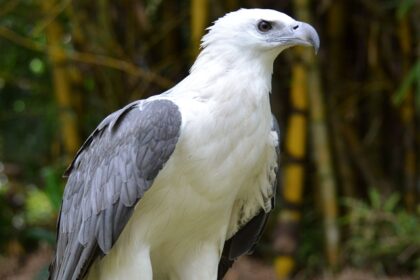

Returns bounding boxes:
[29,58,45,75]
[41,167,64,212]
[13,100,26,113]
[396,0,416,20]
[25,188,54,225]
[368,188,382,210]
[383,193,400,212]
[393,60,420,107]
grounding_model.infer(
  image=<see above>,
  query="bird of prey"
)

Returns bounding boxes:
[49,8,319,280]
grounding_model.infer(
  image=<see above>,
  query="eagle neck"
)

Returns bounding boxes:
[178,47,277,107]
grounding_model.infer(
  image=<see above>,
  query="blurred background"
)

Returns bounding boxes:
[0,0,419,279]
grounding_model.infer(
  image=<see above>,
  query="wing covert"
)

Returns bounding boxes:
[49,99,182,280]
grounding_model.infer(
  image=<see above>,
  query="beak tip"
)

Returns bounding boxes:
[309,32,320,55]
[313,44,320,55]
[299,21,320,54]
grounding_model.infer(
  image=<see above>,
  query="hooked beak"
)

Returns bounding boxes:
[270,21,320,54]
[288,21,320,54]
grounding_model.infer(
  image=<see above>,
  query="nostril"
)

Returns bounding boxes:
[292,24,299,30]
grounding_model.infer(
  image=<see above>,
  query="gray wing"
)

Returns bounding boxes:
[217,115,281,279]
[49,99,182,280]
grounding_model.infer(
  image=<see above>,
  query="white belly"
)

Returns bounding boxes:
[86,95,278,280]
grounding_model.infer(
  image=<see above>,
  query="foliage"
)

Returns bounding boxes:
[25,188,54,225]
[396,0,417,19]
[0,164,62,252]
[295,201,326,276]
[343,189,420,276]
[393,59,420,109]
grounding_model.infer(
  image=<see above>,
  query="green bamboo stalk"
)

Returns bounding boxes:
[398,17,417,212]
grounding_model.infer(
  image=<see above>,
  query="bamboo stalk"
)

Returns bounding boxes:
[293,0,340,268]
[190,0,208,59]
[225,0,238,11]
[274,53,308,280]
[339,123,394,193]
[327,0,355,199]
[398,17,417,212]
[42,0,81,160]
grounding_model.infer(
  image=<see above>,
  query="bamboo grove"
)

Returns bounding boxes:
[0,0,418,279]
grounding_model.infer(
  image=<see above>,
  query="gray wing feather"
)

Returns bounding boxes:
[217,114,281,280]
[49,99,182,280]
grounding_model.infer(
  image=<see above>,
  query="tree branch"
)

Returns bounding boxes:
[0,26,173,88]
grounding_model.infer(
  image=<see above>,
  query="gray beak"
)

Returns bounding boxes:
[291,21,320,53]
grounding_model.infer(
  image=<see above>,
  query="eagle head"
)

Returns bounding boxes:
[201,9,319,58]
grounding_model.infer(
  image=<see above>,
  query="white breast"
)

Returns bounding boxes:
[86,75,278,280]
[155,81,278,237]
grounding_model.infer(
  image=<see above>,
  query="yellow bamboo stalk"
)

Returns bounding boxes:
[282,61,308,206]
[293,0,340,268]
[42,0,80,159]
[190,0,208,59]
[225,0,238,11]
[274,54,308,280]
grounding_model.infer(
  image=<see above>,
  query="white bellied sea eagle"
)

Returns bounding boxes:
[49,8,319,280]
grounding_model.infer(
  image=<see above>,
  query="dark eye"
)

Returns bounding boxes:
[257,20,272,32]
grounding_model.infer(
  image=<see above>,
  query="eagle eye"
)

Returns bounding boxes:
[257,20,272,32]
